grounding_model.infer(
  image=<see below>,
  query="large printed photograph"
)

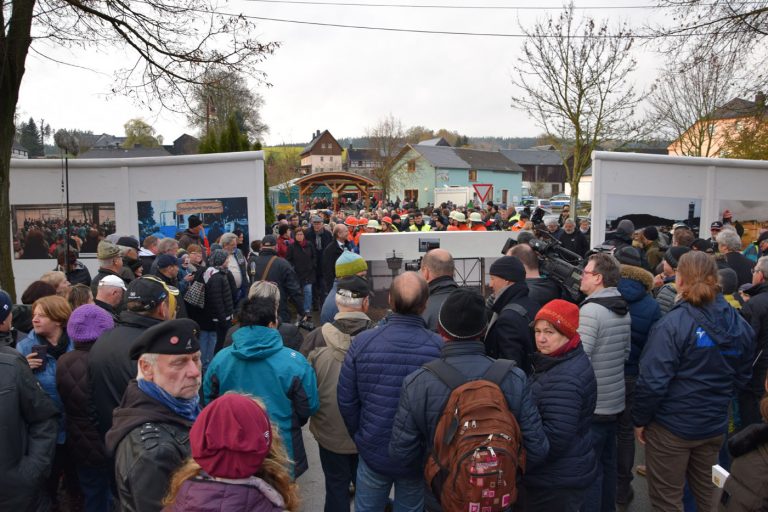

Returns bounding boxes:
[12,203,116,259]
[137,197,249,247]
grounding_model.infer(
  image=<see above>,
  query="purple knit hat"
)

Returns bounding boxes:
[67,304,114,343]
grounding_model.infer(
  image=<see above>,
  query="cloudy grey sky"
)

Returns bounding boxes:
[16,0,666,146]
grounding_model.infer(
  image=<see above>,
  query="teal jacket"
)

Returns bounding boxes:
[203,326,319,477]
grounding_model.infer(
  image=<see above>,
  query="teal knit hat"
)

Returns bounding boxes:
[335,251,368,278]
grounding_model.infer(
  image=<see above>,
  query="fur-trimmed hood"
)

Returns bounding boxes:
[620,264,654,292]
[729,422,768,458]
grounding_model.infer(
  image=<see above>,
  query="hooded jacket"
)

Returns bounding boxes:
[164,476,286,512]
[717,423,768,512]
[251,250,305,322]
[617,265,662,377]
[422,275,459,332]
[106,380,193,512]
[0,347,59,512]
[203,326,319,477]
[484,281,540,375]
[303,312,372,454]
[633,295,755,439]
[525,344,597,489]
[578,287,632,415]
[338,314,442,478]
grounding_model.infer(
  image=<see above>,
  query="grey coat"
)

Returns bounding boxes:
[655,282,678,315]
[578,287,632,415]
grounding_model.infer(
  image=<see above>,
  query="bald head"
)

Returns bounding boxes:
[422,249,454,279]
[390,271,429,315]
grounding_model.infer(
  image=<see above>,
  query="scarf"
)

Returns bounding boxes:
[47,333,70,360]
[549,334,581,358]
[137,378,201,422]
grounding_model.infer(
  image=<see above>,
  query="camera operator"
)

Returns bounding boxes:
[484,256,540,375]
[419,249,459,332]
[508,243,562,307]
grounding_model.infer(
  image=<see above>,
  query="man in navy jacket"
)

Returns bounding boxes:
[338,271,442,512]
[389,288,549,511]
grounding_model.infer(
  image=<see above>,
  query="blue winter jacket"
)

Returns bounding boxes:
[389,341,550,490]
[633,295,755,440]
[617,265,662,376]
[203,326,319,477]
[338,314,442,478]
[17,332,74,444]
[526,344,597,489]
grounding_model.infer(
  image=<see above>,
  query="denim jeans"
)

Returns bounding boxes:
[581,418,618,512]
[302,283,312,315]
[355,457,424,512]
[199,330,217,372]
[318,446,358,512]
[78,465,113,512]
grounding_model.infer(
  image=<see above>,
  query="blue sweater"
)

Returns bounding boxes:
[633,295,755,439]
[338,314,442,477]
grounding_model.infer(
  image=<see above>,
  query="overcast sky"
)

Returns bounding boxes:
[16,0,667,147]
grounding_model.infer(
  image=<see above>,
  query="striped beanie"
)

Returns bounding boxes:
[335,251,368,278]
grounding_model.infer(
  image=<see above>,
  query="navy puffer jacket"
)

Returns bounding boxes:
[526,344,597,489]
[338,314,442,478]
[633,295,755,439]
[617,265,662,376]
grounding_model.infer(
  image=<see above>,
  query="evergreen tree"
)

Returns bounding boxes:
[18,117,44,157]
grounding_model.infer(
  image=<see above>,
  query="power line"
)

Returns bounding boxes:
[242,0,657,9]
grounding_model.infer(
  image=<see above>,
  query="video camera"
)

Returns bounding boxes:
[502,230,585,301]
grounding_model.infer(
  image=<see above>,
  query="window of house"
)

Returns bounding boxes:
[330,156,333,162]
[320,156,324,162]
[468,170,478,182]
[358,160,363,167]
[407,159,417,173]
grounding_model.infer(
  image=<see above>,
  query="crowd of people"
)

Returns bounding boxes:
[14,216,117,260]
[2,200,768,512]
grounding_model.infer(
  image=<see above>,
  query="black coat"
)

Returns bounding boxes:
[558,229,589,258]
[422,275,459,332]
[322,241,345,288]
[526,345,597,489]
[56,343,108,468]
[484,281,541,374]
[89,311,163,436]
[191,270,235,331]
[91,267,127,297]
[0,347,59,512]
[744,283,768,357]
[725,252,756,287]
[251,249,305,322]
[306,228,333,264]
[287,242,317,285]
[106,381,193,512]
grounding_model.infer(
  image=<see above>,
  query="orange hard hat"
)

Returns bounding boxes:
[382,216,393,224]
[344,216,358,227]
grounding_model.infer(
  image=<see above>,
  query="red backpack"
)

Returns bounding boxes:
[424,359,525,512]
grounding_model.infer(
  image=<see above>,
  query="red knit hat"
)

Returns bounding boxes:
[534,299,579,340]
[191,394,272,479]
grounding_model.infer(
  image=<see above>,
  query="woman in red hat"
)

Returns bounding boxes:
[521,299,598,512]
[163,393,299,511]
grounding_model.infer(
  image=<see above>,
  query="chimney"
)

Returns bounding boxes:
[756,91,766,108]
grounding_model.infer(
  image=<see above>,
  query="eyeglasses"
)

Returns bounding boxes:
[582,269,601,277]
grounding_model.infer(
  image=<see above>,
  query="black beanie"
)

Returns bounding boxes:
[614,246,642,267]
[438,289,488,340]
[490,256,525,282]
[643,226,659,241]
[665,246,690,269]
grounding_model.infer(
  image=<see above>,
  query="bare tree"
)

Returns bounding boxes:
[511,3,643,216]
[650,53,739,156]
[188,69,268,142]
[0,0,278,298]
[366,114,406,199]
[652,1,768,82]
